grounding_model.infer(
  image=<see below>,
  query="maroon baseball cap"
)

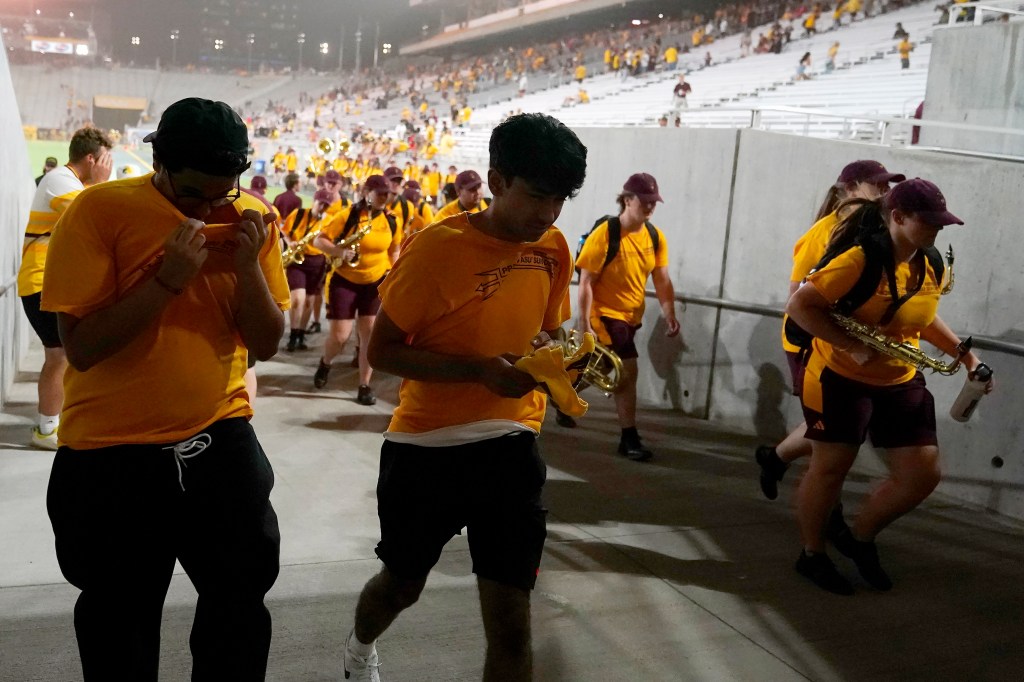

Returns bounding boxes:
[383,166,404,180]
[364,174,390,194]
[455,170,483,191]
[402,187,421,202]
[884,178,964,226]
[837,160,905,185]
[313,189,334,205]
[404,180,421,191]
[623,173,663,203]
[324,169,341,183]
[249,175,267,190]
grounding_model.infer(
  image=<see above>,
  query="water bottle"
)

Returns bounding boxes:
[950,363,993,423]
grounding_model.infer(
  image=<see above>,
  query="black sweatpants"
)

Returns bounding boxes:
[46,417,280,682]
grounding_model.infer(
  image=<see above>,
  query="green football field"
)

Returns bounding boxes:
[24,139,299,203]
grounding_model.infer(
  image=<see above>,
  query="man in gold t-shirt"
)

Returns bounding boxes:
[340,113,588,682]
[41,98,288,680]
[18,126,113,450]
[575,172,680,461]
[431,169,490,223]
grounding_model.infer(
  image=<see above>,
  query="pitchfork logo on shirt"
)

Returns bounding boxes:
[475,251,559,300]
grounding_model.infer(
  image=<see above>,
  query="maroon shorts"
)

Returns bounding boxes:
[326,273,383,320]
[786,350,806,397]
[286,255,327,295]
[802,368,937,448]
[600,316,640,360]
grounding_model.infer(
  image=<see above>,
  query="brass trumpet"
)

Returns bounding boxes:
[318,138,335,155]
[282,228,322,266]
[557,329,623,393]
[830,312,970,376]
[329,222,373,269]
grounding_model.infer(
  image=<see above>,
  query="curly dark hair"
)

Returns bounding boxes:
[489,113,587,199]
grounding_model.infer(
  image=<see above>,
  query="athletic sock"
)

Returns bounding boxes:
[39,414,59,436]
[349,630,375,656]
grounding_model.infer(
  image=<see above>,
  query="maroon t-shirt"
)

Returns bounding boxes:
[273,189,302,219]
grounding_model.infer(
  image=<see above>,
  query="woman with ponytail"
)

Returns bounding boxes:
[785,179,991,595]
[757,161,905,500]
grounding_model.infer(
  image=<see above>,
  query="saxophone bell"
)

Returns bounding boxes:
[560,329,623,394]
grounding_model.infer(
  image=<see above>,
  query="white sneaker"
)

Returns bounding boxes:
[30,427,59,451]
[344,630,380,675]
[344,630,380,682]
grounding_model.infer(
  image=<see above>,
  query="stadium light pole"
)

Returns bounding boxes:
[247,33,255,72]
[338,29,344,71]
[373,22,380,69]
[297,32,305,72]
[170,30,179,67]
[354,21,362,72]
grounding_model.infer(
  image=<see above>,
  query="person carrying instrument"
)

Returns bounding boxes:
[281,188,337,351]
[573,173,680,461]
[757,160,906,500]
[41,97,288,680]
[313,174,401,405]
[339,112,587,682]
[786,178,992,595]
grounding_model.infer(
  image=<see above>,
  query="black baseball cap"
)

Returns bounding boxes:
[144,98,250,174]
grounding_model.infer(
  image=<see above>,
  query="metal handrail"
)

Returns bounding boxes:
[0,275,16,299]
[645,290,1024,358]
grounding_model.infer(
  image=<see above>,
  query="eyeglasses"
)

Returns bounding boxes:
[166,173,240,208]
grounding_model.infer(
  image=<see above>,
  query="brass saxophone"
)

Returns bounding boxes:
[829,312,971,376]
[329,221,373,269]
[282,228,323,266]
[556,329,624,394]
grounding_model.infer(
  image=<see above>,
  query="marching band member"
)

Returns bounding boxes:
[281,188,336,351]
[757,160,905,499]
[340,112,587,682]
[41,97,287,679]
[786,179,991,595]
[313,174,402,405]
[574,173,680,461]
[432,169,490,222]
[401,180,435,239]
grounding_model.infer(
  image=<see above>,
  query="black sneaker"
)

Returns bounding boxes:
[618,438,653,462]
[832,531,892,591]
[755,445,789,500]
[313,359,331,388]
[795,551,855,595]
[554,409,577,428]
[285,333,298,352]
[295,331,308,351]
[307,321,322,334]
[357,384,377,406]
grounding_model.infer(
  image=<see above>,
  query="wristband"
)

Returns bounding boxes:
[154,275,184,296]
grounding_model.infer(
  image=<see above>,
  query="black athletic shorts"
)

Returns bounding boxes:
[600,316,640,360]
[375,432,547,590]
[21,292,62,348]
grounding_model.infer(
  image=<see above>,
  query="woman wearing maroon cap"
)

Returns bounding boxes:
[573,172,680,461]
[758,160,906,500]
[786,178,993,595]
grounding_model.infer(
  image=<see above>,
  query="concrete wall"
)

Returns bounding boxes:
[920,22,1024,155]
[0,39,33,405]
[560,126,1024,520]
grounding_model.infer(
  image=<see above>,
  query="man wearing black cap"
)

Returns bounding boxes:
[35,156,58,185]
[41,97,289,681]
[432,168,490,223]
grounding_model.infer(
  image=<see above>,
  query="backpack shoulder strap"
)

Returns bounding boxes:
[644,220,660,256]
[603,216,623,270]
[923,245,945,287]
[834,242,885,316]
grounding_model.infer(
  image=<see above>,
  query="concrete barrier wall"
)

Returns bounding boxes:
[561,126,1024,520]
[0,40,33,405]
[920,22,1024,155]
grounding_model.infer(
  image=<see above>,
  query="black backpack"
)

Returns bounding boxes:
[784,225,945,355]
[339,200,397,242]
[574,215,660,282]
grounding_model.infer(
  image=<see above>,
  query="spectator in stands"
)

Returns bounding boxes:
[273,172,303,222]
[826,42,840,73]
[42,97,285,680]
[898,35,915,69]
[803,10,818,36]
[35,156,58,186]
[740,30,753,57]
[893,22,910,39]
[658,115,669,127]
[672,73,693,112]
[19,128,112,451]
[796,52,813,80]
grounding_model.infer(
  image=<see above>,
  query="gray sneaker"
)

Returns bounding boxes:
[344,630,380,682]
